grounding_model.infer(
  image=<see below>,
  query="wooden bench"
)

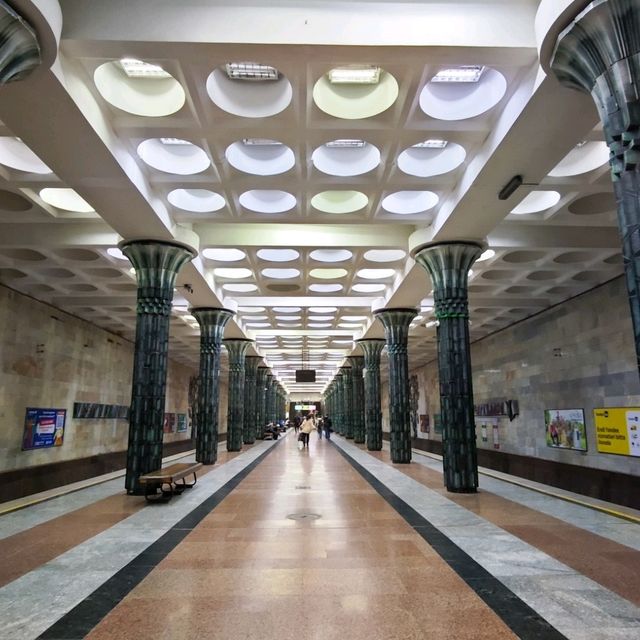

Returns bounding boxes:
[138,462,202,502]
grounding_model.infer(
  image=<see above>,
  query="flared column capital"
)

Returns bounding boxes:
[120,239,197,276]
[244,355,262,375]
[374,308,417,344]
[192,307,235,342]
[346,355,364,375]
[412,242,483,291]
[223,338,253,363]
[0,2,42,83]
[356,338,386,363]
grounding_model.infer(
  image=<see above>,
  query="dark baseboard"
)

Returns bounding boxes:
[0,436,226,504]
[381,433,639,510]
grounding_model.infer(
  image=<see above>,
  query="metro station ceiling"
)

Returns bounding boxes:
[0,0,622,395]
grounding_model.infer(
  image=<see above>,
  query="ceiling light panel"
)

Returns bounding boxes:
[432,65,485,83]
[225,62,279,81]
[203,248,246,262]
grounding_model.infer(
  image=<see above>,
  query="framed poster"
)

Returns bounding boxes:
[22,408,66,450]
[163,413,176,434]
[419,414,429,433]
[177,413,187,433]
[544,409,587,451]
[593,407,640,457]
[433,413,442,435]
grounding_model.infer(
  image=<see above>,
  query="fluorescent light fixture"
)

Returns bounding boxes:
[225,62,279,81]
[477,249,495,262]
[241,138,283,146]
[160,138,191,145]
[327,65,381,85]
[119,58,171,79]
[432,66,485,83]
[325,139,366,148]
[411,139,448,149]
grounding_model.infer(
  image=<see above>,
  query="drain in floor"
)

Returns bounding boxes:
[286,512,321,520]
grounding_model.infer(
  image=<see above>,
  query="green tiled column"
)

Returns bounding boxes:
[256,366,268,439]
[357,339,386,451]
[335,372,344,435]
[552,0,640,378]
[0,3,41,83]
[121,240,195,494]
[374,308,417,463]
[340,365,353,438]
[244,356,261,444]
[224,339,253,452]
[192,308,234,465]
[347,355,366,444]
[413,242,482,493]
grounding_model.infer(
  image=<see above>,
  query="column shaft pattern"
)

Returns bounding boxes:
[552,0,640,377]
[340,366,353,438]
[374,309,417,463]
[121,240,195,494]
[347,355,366,445]
[193,308,234,465]
[224,339,253,452]
[256,367,268,439]
[243,356,261,444]
[414,242,482,492]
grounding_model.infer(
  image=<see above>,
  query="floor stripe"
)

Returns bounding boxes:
[37,438,283,640]
[331,441,568,640]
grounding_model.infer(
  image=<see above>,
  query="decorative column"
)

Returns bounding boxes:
[413,242,482,492]
[374,308,417,463]
[357,339,386,451]
[334,372,344,435]
[121,240,195,494]
[224,339,253,452]
[551,0,640,378]
[339,365,353,438]
[347,356,366,444]
[192,308,234,465]
[0,3,42,84]
[244,356,261,444]
[265,372,274,424]
[256,366,268,438]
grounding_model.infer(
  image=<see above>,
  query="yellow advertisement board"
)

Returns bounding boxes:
[593,408,640,457]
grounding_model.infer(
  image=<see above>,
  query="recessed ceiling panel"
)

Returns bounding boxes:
[203,248,246,261]
[137,139,210,175]
[312,141,380,176]
[312,68,399,119]
[548,142,609,177]
[419,67,507,121]
[94,60,186,117]
[225,141,295,175]
[168,189,225,213]
[397,143,466,177]
[239,190,296,213]
[206,65,292,118]
[510,191,561,215]
[381,191,438,215]
[40,188,94,213]
[311,191,368,214]
[0,138,51,174]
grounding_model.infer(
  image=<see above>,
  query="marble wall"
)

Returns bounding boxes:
[0,285,224,473]
[382,277,640,477]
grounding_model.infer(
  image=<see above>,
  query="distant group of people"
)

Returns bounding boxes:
[287,413,333,448]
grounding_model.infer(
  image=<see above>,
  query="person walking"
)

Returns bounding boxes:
[317,416,324,439]
[322,415,332,440]
[300,414,315,448]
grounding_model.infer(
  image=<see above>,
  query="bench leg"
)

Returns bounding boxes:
[144,481,173,503]
[175,473,197,493]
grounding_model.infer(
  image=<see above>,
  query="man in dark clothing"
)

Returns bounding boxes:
[322,415,332,440]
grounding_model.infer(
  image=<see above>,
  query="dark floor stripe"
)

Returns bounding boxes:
[38,439,283,640]
[331,440,568,640]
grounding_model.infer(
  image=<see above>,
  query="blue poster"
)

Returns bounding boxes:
[22,408,66,450]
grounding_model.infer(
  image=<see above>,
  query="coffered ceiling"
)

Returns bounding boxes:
[0,0,621,395]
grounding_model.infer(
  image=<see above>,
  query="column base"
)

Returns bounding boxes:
[243,438,255,445]
[446,486,478,494]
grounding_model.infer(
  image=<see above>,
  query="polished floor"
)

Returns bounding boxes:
[0,433,639,640]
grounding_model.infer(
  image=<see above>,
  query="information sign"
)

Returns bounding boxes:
[594,407,640,457]
[22,408,66,450]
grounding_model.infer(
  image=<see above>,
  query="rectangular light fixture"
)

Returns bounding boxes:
[119,58,171,79]
[325,139,366,148]
[160,138,190,145]
[432,65,485,83]
[327,66,381,85]
[225,62,279,81]
[411,139,448,149]
[241,138,283,146]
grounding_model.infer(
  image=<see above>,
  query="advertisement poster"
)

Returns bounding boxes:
[419,414,429,433]
[22,408,66,450]
[481,424,488,442]
[594,407,640,457]
[433,414,442,435]
[544,409,587,451]
[493,424,500,449]
[177,413,187,433]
